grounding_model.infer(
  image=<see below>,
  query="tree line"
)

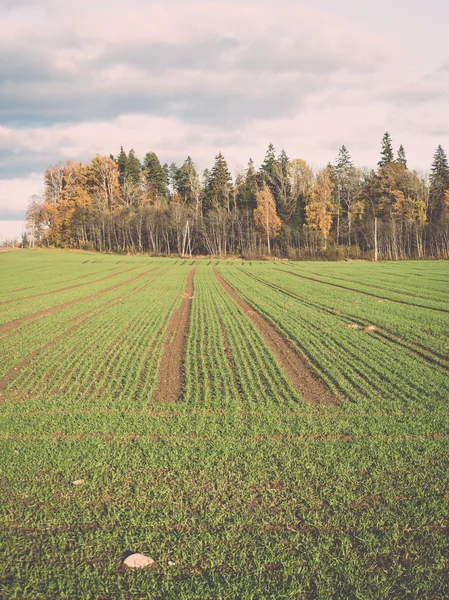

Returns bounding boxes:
[27,133,449,259]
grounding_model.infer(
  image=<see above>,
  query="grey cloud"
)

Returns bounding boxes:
[96,37,240,73]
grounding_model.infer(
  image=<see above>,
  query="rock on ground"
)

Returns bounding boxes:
[123,554,154,569]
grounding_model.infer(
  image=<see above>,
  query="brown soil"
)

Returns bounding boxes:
[152,268,196,403]
[0,268,155,338]
[213,267,337,405]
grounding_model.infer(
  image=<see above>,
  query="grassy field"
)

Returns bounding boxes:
[1,250,448,599]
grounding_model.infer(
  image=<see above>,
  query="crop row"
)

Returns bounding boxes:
[217,265,449,411]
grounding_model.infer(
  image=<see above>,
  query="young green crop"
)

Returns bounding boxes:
[1,251,448,599]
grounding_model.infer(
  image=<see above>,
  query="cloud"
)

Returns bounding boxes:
[0,0,448,212]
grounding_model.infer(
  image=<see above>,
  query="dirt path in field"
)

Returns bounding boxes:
[213,267,336,405]
[0,266,140,306]
[0,268,156,338]
[152,268,195,403]
[282,269,449,314]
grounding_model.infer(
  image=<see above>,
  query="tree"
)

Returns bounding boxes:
[334,147,363,245]
[204,152,233,212]
[378,132,394,167]
[176,156,202,214]
[236,158,258,211]
[126,149,142,187]
[89,155,120,210]
[336,145,353,172]
[254,184,281,255]
[143,151,168,202]
[259,143,277,187]
[397,144,407,168]
[429,145,449,222]
[116,147,128,186]
[305,168,334,249]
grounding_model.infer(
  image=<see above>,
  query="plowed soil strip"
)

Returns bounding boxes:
[152,268,195,403]
[213,267,336,405]
[0,268,156,337]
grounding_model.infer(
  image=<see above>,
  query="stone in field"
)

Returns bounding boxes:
[72,479,85,485]
[168,561,177,566]
[364,325,377,332]
[123,553,154,569]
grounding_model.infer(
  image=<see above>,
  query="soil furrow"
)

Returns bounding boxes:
[152,268,196,403]
[213,267,337,406]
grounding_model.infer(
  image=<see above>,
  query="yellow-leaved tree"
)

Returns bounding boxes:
[305,167,334,250]
[254,183,281,255]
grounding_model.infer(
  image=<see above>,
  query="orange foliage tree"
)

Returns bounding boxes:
[254,183,281,254]
[305,167,334,249]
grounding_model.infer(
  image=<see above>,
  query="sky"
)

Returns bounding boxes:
[1,0,448,240]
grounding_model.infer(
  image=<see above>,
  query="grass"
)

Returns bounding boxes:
[1,250,448,599]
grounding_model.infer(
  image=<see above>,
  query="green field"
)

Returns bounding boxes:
[1,250,449,599]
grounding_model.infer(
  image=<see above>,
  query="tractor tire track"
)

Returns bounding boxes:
[213,267,337,406]
[242,269,449,376]
[152,268,196,403]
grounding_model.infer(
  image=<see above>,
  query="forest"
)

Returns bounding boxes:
[27,133,449,259]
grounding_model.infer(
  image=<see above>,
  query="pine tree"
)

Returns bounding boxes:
[126,149,142,187]
[378,132,394,167]
[429,145,449,221]
[205,152,233,211]
[397,145,407,168]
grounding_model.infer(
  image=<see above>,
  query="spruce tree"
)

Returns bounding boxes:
[143,151,168,197]
[378,132,394,167]
[126,149,142,186]
[205,152,233,211]
[397,145,407,168]
[429,145,449,221]
[117,146,128,187]
[336,145,353,173]
[260,143,277,184]
[237,158,258,211]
